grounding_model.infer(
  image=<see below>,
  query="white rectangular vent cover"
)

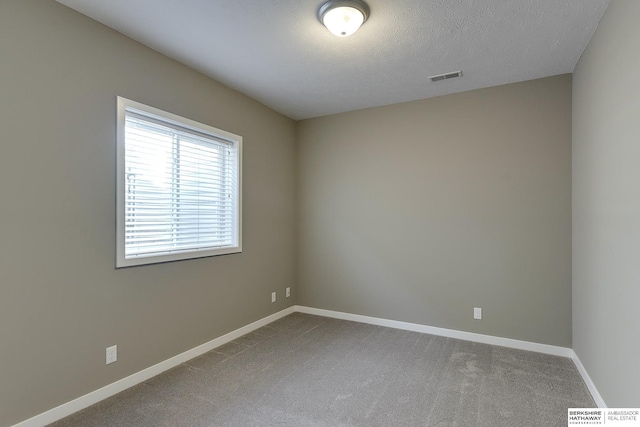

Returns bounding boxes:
[429,71,463,82]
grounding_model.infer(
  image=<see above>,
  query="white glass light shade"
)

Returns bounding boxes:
[322,6,365,37]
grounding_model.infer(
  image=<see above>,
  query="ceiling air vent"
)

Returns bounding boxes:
[429,70,462,82]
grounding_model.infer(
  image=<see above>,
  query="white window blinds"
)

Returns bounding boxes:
[116,97,242,267]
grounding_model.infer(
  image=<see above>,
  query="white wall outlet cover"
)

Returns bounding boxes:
[286,287,291,298]
[271,292,276,303]
[106,345,117,364]
[474,307,483,320]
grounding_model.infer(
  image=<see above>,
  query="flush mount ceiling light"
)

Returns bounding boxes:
[318,0,370,37]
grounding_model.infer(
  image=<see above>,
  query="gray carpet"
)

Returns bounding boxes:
[50,313,594,426]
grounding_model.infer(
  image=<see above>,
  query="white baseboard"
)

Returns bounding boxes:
[12,306,296,427]
[295,306,574,358]
[14,304,605,426]
[295,306,610,407]
[570,351,607,408]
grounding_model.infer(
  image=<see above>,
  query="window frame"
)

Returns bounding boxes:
[116,96,242,268]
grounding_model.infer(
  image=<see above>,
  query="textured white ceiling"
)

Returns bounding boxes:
[55,0,609,120]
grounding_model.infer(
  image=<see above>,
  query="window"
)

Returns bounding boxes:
[116,97,242,267]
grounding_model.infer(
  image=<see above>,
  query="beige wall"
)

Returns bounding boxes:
[573,0,640,407]
[297,75,573,347]
[7,0,633,423]
[0,1,296,425]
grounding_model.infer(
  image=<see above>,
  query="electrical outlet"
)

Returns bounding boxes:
[474,307,482,320]
[286,287,291,298]
[271,292,276,303]
[106,345,117,364]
